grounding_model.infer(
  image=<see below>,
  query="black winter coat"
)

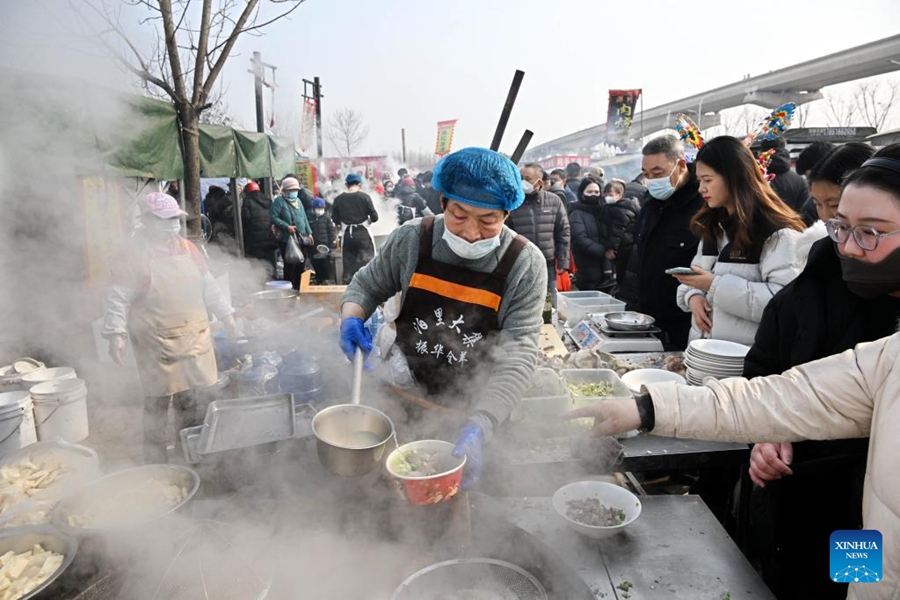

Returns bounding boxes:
[506,191,571,269]
[619,179,703,350]
[600,198,640,286]
[744,237,900,378]
[311,213,337,250]
[768,149,809,213]
[421,187,442,214]
[624,181,648,206]
[568,201,608,290]
[240,191,276,258]
[742,237,900,600]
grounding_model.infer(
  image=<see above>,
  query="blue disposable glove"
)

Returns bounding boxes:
[339,317,373,362]
[452,423,484,490]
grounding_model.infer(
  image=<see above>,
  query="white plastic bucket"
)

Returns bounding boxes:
[29,379,89,443]
[265,280,293,290]
[21,367,77,385]
[0,391,38,459]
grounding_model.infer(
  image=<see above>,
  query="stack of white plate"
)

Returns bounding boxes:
[684,339,750,384]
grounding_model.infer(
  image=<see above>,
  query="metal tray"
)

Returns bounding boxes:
[198,393,296,454]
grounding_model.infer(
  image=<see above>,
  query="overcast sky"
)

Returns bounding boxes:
[1,1,899,158]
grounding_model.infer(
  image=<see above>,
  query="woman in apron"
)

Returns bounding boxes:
[338,148,548,489]
[103,193,235,463]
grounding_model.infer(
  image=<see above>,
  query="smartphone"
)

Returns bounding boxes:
[665,267,696,275]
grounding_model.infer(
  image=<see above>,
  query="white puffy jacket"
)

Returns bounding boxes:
[676,227,802,345]
[646,330,900,600]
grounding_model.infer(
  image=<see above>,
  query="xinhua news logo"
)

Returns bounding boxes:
[831,530,882,583]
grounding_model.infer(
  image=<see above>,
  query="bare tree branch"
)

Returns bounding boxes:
[191,0,212,105]
[824,93,856,128]
[200,0,259,100]
[157,0,188,102]
[326,108,370,157]
[853,79,899,130]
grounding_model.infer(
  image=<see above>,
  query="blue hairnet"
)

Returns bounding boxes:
[432,147,525,211]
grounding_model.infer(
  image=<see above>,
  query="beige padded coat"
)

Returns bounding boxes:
[646,331,900,600]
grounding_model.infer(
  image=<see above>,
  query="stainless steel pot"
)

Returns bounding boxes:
[250,289,298,319]
[311,404,395,477]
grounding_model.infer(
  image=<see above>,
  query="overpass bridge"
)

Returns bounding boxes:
[522,34,900,161]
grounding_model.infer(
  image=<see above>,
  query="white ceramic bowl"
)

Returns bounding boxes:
[552,480,642,539]
[620,369,686,394]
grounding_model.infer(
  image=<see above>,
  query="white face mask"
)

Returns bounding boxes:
[149,218,181,238]
[605,196,617,204]
[521,181,534,195]
[442,225,501,260]
[314,209,325,217]
[646,164,679,200]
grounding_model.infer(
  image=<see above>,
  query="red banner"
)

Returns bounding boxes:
[434,119,458,156]
[606,89,641,148]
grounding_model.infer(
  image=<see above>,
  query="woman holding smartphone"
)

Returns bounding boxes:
[672,136,805,345]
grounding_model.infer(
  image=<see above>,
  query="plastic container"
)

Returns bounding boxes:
[511,368,571,424]
[557,291,626,325]
[0,391,37,459]
[265,280,293,290]
[560,369,633,436]
[385,440,466,505]
[29,379,89,443]
[21,367,77,385]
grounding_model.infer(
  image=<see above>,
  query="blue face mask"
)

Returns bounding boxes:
[287,191,299,200]
[646,164,679,200]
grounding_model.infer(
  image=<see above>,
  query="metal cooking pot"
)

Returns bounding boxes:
[311,404,395,477]
[250,289,298,319]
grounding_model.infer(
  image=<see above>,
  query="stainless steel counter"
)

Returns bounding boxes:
[500,494,774,599]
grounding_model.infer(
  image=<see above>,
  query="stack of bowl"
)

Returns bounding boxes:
[684,339,750,384]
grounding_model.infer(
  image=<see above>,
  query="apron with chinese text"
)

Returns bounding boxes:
[395,217,526,406]
[128,251,217,397]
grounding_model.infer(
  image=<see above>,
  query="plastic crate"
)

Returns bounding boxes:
[511,368,571,424]
[560,369,633,434]
[557,291,626,325]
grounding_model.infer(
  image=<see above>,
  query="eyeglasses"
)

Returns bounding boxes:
[825,219,900,251]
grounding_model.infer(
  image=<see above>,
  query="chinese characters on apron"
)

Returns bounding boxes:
[395,217,526,408]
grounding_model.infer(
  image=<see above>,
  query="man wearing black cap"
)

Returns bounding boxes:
[332,173,380,283]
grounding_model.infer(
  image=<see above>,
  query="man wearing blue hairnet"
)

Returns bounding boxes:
[339,147,547,489]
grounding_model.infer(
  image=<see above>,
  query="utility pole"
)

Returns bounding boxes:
[401,128,407,164]
[249,51,278,196]
[302,77,325,158]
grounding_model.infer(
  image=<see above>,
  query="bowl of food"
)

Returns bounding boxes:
[385,440,466,505]
[552,481,641,539]
[52,464,199,535]
[621,368,686,394]
[0,525,77,599]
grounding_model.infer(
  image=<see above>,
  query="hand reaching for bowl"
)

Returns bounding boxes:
[562,398,642,438]
[749,442,794,487]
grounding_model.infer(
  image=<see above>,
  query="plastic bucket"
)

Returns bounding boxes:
[0,391,38,459]
[278,359,324,406]
[21,367,77,385]
[29,379,89,443]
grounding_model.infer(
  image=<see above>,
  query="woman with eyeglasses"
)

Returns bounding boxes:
[671,136,806,345]
[569,144,900,600]
[738,143,900,600]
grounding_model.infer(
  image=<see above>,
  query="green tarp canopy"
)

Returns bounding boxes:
[109,98,297,180]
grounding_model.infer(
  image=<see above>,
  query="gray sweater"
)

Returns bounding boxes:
[342,215,548,431]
